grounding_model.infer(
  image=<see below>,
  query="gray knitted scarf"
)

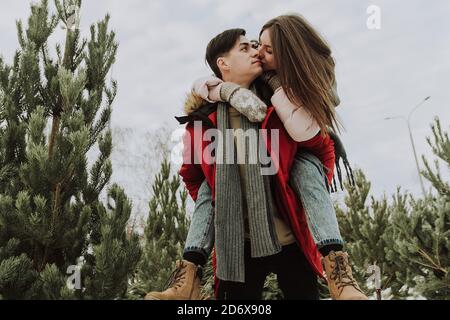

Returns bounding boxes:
[214,102,281,283]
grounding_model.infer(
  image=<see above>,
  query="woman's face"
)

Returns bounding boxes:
[259,28,277,71]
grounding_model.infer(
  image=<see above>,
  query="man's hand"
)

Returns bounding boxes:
[260,71,282,92]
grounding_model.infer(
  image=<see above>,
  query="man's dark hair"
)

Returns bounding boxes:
[205,28,246,79]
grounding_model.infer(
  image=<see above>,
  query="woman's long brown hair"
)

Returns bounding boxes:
[261,14,342,135]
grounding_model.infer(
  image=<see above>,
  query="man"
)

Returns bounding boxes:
[146,28,365,300]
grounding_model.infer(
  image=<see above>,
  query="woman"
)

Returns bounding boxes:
[146,14,367,300]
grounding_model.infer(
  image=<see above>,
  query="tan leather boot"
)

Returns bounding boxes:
[144,260,202,300]
[323,251,368,300]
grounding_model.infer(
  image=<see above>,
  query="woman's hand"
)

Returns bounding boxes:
[260,71,282,92]
[192,75,224,103]
[191,76,267,122]
[220,83,267,122]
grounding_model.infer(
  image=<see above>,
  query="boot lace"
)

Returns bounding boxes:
[164,261,187,290]
[330,255,362,293]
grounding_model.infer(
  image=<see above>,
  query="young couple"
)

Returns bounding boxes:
[145,14,367,300]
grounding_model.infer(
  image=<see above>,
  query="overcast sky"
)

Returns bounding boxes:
[1,0,449,214]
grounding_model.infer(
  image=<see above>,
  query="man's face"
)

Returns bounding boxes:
[220,35,263,83]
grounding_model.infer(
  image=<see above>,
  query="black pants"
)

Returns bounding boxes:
[216,241,319,300]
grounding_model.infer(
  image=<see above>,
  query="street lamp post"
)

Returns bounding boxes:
[385,96,430,197]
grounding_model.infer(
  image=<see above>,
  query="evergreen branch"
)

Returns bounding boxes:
[16,20,26,49]
[417,248,447,275]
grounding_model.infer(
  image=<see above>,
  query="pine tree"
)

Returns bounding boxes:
[81,184,142,299]
[385,117,449,299]
[336,117,449,299]
[335,170,408,299]
[200,256,215,300]
[0,0,140,299]
[262,273,284,300]
[130,158,190,298]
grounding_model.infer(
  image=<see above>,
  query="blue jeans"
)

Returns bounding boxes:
[183,151,343,261]
[184,179,216,259]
